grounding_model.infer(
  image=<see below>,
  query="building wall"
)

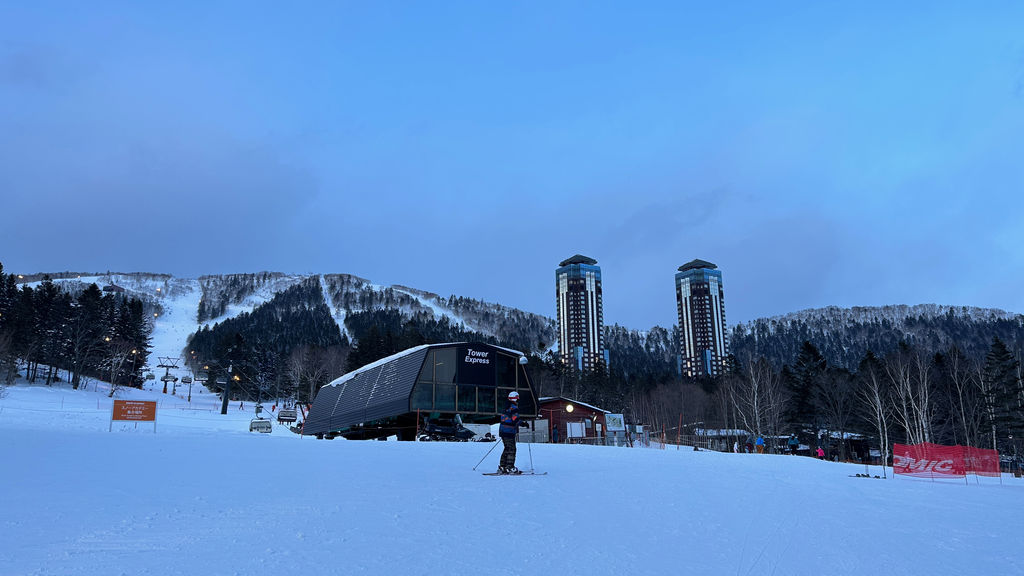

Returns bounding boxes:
[675,266,729,378]
[538,398,607,443]
[555,262,606,371]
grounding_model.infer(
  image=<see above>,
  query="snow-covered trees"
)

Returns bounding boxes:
[0,264,151,390]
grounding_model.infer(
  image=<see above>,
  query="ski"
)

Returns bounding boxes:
[482,471,547,476]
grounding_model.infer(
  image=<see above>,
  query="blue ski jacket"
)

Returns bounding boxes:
[499,402,520,438]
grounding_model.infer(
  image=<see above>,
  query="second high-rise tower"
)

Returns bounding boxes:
[556,255,608,371]
[676,259,729,378]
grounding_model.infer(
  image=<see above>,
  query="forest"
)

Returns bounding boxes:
[0,264,151,395]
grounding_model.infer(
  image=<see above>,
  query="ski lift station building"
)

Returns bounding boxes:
[302,342,539,440]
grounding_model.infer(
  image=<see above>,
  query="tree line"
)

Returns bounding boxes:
[0,263,151,394]
[613,338,1024,460]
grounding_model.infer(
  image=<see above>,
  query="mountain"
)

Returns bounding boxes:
[19,270,1024,390]
[730,304,1024,370]
[20,272,557,402]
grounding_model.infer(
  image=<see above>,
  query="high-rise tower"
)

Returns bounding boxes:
[676,259,728,378]
[556,255,609,371]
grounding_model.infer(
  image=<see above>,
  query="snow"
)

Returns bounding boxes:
[319,274,349,339]
[2,378,1022,576]
[199,274,307,327]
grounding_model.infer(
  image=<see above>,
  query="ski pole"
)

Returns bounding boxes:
[527,438,534,472]
[472,439,502,470]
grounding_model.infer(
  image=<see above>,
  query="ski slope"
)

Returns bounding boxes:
[1,380,1022,576]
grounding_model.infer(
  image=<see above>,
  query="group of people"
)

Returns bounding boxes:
[733,435,827,459]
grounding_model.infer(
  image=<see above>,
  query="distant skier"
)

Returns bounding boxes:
[498,391,529,474]
[755,436,765,454]
[816,446,825,459]
[787,435,799,454]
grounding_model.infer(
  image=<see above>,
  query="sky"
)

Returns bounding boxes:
[2,2,1024,329]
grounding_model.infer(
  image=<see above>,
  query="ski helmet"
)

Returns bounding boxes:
[508,391,520,402]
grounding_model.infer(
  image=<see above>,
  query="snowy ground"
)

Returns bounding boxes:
[2,380,1022,576]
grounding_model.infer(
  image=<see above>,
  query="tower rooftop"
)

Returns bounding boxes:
[559,254,598,267]
[678,259,717,272]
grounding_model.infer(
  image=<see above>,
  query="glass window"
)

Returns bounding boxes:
[435,384,455,411]
[434,348,456,384]
[458,386,476,412]
[411,383,433,410]
[495,354,516,388]
[518,388,536,415]
[418,350,434,382]
[478,387,496,414]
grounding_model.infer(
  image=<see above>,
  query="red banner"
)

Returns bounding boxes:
[893,443,1000,478]
[964,446,1000,477]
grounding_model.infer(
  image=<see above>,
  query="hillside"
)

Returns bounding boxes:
[731,304,1024,370]
[17,270,1024,387]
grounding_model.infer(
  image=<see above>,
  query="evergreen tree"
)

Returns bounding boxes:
[784,341,827,432]
[981,337,1021,450]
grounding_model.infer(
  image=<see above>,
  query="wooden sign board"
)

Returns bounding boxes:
[110,400,158,432]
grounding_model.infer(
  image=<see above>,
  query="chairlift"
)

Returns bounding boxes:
[277,408,297,423]
[249,418,273,433]
[145,373,156,380]
[181,375,193,384]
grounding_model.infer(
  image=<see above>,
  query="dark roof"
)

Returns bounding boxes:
[538,396,610,414]
[559,254,598,267]
[303,345,430,435]
[678,259,717,272]
[302,342,533,436]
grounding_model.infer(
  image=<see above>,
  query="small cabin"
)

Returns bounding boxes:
[537,397,610,444]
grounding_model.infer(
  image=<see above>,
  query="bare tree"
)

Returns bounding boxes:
[288,345,348,404]
[104,340,138,398]
[943,347,983,447]
[731,355,785,451]
[817,368,855,460]
[855,351,891,475]
[886,344,934,445]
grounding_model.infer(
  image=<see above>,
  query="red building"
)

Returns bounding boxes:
[537,397,610,443]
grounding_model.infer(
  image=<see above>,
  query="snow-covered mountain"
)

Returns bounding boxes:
[732,303,1024,370]
[22,271,1024,374]
[29,272,556,371]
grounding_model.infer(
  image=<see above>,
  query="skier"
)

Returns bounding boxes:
[816,446,825,459]
[787,435,799,454]
[755,435,765,454]
[498,391,528,474]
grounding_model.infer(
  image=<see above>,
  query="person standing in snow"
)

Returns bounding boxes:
[816,446,825,459]
[755,435,765,454]
[498,391,529,474]
[787,435,799,454]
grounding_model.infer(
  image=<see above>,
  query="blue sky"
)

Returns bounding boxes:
[2,2,1023,328]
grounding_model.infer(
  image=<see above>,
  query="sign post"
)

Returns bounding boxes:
[110,400,158,433]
